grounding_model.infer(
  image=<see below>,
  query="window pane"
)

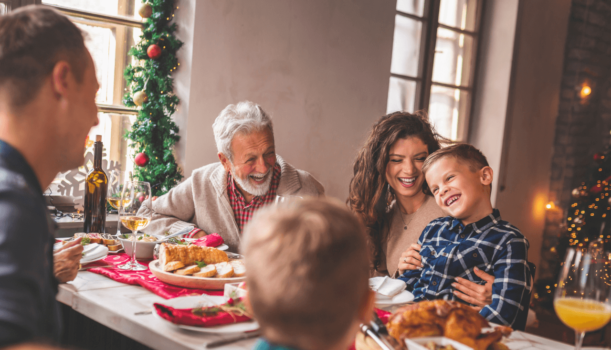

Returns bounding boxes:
[42,0,145,19]
[74,20,141,105]
[0,3,7,15]
[428,85,470,140]
[396,0,425,17]
[387,77,417,114]
[439,0,478,31]
[432,28,474,87]
[391,15,423,78]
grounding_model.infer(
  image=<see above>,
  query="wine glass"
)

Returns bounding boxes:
[118,181,151,271]
[107,177,125,236]
[554,248,611,350]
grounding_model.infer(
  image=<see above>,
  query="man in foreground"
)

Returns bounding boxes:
[0,6,99,346]
[242,198,375,350]
[140,101,324,251]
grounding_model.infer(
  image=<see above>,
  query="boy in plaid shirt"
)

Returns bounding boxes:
[398,144,532,330]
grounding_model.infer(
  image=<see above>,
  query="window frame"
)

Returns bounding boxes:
[391,0,485,141]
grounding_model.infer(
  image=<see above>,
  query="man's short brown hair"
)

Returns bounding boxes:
[422,143,489,175]
[242,198,370,348]
[0,5,87,108]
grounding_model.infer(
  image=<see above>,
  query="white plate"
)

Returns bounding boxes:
[405,336,474,350]
[182,239,229,251]
[374,290,414,306]
[108,248,124,254]
[81,255,107,265]
[153,295,259,334]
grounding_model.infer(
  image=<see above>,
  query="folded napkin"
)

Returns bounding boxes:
[192,233,224,248]
[369,276,406,301]
[154,303,251,327]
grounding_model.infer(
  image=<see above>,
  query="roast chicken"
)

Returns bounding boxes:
[386,300,512,350]
[159,243,228,268]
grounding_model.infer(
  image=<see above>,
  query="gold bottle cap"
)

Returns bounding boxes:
[96,135,102,142]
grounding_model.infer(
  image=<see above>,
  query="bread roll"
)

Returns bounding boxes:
[175,265,201,275]
[193,265,217,278]
[158,243,228,268]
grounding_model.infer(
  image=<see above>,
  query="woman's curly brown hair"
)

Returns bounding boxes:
[347,111,448,272]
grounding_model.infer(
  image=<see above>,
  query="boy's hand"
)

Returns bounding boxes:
[452,267,494,310]
[398,244,423,273]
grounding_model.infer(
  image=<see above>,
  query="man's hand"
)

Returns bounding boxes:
[397,244,423,273]
[53,237,84,283]
[452,267,494,310]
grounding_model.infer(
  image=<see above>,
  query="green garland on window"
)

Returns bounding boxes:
[123,0,183,196]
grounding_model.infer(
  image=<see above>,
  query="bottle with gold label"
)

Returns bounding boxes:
[84,135,108,233]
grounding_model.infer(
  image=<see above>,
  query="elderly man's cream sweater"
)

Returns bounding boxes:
[139,155,324,251]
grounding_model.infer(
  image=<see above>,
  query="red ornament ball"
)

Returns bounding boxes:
[590,184,603,194]
[135,152,149,167]
[147,44,162,59]
[139,195,145,203]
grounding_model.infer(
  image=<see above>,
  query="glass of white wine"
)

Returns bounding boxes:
[554,248,611,350]
[118,180,151,271]
[107,180,127,236]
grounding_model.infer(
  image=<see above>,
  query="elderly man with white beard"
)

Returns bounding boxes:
[139,101,324,251]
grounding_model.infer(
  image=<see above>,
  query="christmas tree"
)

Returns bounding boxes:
[537,149,611,306]
[123,0,183,196]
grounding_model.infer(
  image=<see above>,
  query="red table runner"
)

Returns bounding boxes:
[86,253,223,299]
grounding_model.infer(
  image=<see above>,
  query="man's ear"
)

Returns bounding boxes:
[357,290,376,324]
[480,166,493,186]
[218,152,232,172]
[50,61,72,100]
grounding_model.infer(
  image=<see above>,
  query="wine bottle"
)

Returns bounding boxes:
[84,135,108,233]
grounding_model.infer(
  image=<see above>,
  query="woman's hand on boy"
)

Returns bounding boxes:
[451,267,494,310]
[398,244,423,273]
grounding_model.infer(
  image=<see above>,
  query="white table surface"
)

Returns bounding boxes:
[57,271,257,350]
[57,272,580,350]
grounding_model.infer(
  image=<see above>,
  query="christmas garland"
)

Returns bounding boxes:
[123,0,183,196]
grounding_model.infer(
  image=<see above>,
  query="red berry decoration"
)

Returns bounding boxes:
[135,152,149,167]
[227,298,234,306]
[147,44,162,59]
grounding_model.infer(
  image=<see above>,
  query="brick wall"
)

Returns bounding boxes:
[539,0,611,280]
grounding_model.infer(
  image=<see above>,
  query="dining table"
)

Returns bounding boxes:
[57,267,593,350]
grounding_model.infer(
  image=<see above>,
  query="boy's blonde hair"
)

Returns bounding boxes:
[242,198,370,348]
[422,143,489,175]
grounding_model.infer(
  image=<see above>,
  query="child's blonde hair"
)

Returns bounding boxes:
[242,198,370,348]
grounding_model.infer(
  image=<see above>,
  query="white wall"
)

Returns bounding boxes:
[470,0,571,268]
[174,0,396,200]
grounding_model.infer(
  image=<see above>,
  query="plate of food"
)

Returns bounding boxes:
[55,233,123,253]
[386,300,512,350]
[149,243,246,290]
[80,244,108,265]
[152,295,259,334]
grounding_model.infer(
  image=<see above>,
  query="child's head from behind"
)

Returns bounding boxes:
[242,198,373,350]
[422,144,493,225]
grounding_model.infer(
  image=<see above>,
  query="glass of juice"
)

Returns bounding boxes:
[554,248,611,350]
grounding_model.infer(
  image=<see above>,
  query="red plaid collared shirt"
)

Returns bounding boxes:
[227,163,281,233]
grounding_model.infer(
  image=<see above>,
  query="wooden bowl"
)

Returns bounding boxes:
[148,260,246,290]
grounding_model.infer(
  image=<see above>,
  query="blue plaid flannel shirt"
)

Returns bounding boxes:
[398,209,532,330]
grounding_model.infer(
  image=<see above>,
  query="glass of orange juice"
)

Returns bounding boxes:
[554,248,611,350]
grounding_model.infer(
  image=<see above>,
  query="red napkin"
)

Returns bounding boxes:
[192,233,224,248]
[154,303,251,327]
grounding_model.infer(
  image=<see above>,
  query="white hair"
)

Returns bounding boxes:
[212,101,274,161]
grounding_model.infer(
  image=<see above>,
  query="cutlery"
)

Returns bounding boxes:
[159,226,194,242]
[134,310,152,316]
[205,331,261,348]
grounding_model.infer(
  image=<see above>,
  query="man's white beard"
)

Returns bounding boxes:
[230,163,273,197]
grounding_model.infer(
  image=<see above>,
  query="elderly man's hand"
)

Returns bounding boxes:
[54,237,84,283]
